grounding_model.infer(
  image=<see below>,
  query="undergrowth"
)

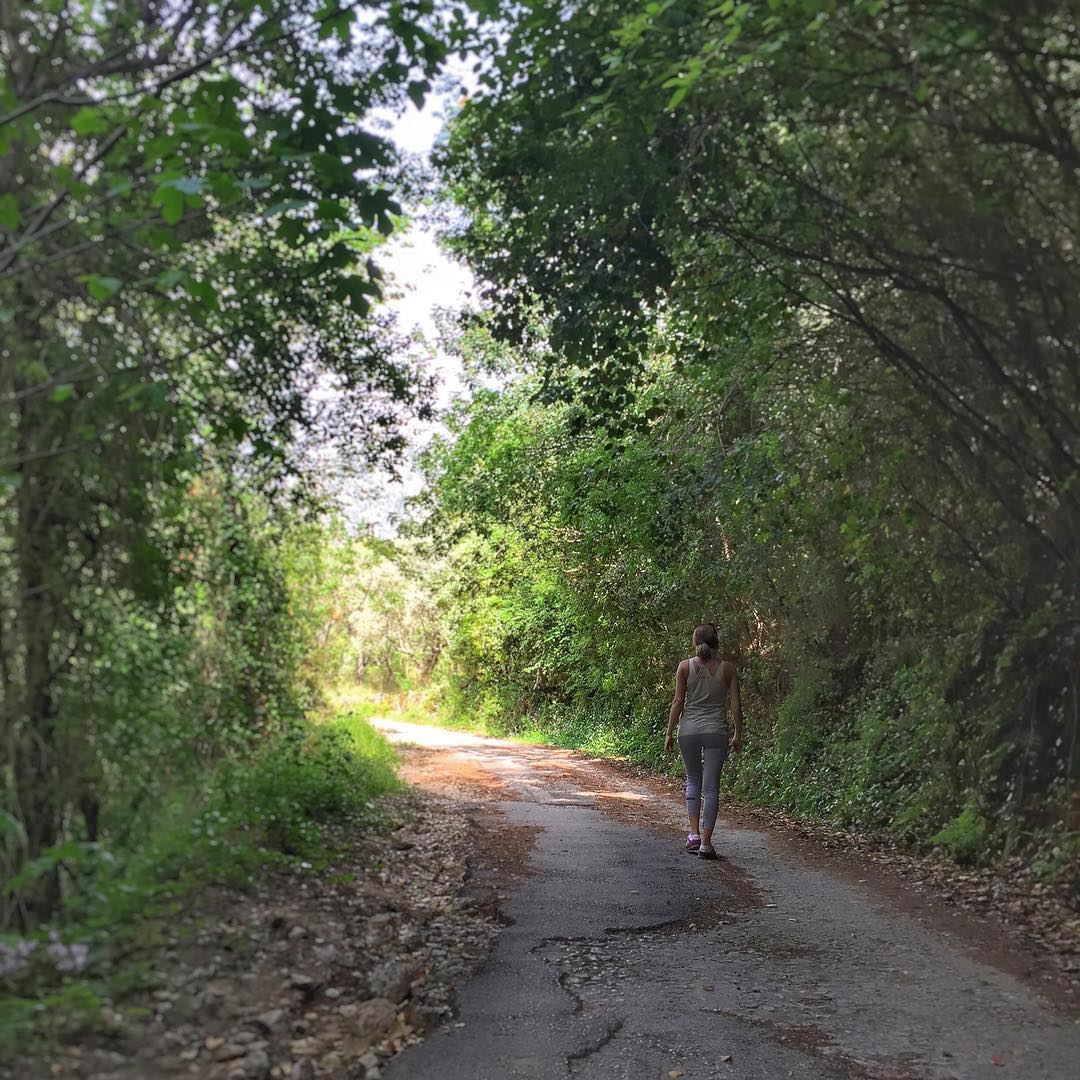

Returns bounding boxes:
[0,712,400,1063]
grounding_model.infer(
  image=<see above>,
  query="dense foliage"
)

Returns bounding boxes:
[424,0,1080,872]
[0,510,406,1059]
[0,0,471,929]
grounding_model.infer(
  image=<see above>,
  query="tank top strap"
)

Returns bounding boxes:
[690,656,721,679]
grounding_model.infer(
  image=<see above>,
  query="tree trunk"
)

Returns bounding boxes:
[9,388,62,929]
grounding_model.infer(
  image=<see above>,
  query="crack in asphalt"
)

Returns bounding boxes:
[533,911,696,952]
[532,884,932,1079]
[531,904,752,1073]
[557,969,585,1016]
[698,1005,929,1080]
[604,915,706,936]
[530,934,597,951]
[565,1019,625,1073]
[533,934,631,1065]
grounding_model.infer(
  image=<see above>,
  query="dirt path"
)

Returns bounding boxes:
[378,718,1080,1080]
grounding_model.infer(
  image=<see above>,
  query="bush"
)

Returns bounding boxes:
[216,719,402,856]
[931,805,989,865]
[0,714,400,1062]
[90,715,401,917]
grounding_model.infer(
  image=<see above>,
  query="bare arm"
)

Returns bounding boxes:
[664,661,688,752]
[725,661,744,751]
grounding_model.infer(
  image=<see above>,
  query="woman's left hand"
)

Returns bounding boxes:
[664,733,674,753]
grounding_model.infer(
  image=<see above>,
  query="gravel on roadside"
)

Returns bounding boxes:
[16,789,510,1080]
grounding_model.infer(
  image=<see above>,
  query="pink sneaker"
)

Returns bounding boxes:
[685,834,701,852]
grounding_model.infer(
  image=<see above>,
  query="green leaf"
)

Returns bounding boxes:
[51,384,76,403]
[407,80,430,109]
[337,276,381,313]
[188,279,219,309]
[265,198,313,218]
[155,268,186,290]
[316,199,349,224]
[319,10,353,42]
[155,185,185,225]
[666,83,690,110]
[117,380,144,403]
[277,218,307,246]
[226,413,250,439]
[212,174,242,205]
[71,106,112,136]
[5,841,85,893]
[0,194,21,230]
[77,274,122,301]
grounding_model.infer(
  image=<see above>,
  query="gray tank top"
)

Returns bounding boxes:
[679,657,729,736]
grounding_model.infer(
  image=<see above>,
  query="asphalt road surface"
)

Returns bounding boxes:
[374,719,1080,1080]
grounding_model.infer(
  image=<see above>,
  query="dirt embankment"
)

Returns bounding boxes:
[17,752,524,1080]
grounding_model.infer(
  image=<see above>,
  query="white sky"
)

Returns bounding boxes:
[334,87,476,534]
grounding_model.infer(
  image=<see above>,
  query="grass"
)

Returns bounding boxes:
[327,683,466,730]
[0,709,402,1064]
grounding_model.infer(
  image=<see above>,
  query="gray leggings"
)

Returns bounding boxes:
[678,731,729,832]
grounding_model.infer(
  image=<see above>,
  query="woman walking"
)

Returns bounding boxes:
[663,624,743,859]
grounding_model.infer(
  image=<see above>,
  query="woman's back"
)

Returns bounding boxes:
[679,657,729,735]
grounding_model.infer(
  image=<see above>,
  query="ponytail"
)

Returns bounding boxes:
[693,623,719,661]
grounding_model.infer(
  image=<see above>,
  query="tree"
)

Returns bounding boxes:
[431,0,1080,861]
[0,0,469,926]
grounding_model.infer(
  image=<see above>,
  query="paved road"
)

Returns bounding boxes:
[375,720,1079,1080]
